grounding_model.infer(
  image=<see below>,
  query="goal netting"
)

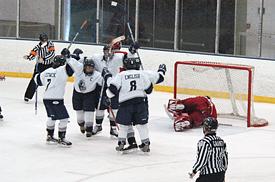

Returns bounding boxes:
[174,61,268,127]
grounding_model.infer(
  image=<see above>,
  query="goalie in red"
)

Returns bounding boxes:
[166,96,217,131]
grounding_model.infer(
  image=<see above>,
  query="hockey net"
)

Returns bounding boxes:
[174,61,268,127]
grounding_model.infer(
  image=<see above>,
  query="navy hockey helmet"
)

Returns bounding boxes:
[123,57,141,70]
[83,58,95,75]
[39,33,48,42]
[52,55,66,68]
[203,117,218,133]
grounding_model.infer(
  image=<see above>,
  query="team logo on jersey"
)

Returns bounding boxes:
[125,74,140,80]
[78,80,86,91]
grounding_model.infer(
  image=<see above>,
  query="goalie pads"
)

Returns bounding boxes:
[174,113,191,132]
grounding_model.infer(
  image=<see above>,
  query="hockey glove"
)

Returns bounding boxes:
[129,42,140,54]
[102,67,112,81]
[102,96,111,108]
[158,64,167,75]
[61,48,71,58]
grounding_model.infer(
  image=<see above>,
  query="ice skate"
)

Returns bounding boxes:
[46,135,58,145]
[139,142,150,153]
[58,138,72,147]
[110,126,118,137]
[122,144,138,154]
[92,124,102,135]
[115,141,126,152]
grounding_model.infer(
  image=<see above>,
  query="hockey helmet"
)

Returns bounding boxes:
[39,33,48,42]
[52,55,66,68]
[83,58,95,75]
[203,117,218,133]
[123,57,141,70]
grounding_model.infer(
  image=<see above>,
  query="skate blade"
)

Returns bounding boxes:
[46,141,58,145]
[58,143,72,148]
[122,148,138,154]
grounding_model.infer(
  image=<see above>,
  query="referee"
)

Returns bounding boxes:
[24,33,55,102]
[189,117,228,182]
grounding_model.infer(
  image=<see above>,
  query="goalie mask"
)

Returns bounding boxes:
[52,55,66,69]
[123,57,141,70]
[83,58,95,76]
[174,113,191,132]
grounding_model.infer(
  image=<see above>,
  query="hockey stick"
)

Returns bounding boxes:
[111,1,144,70]
[67,19,88,50]
[97,35,125,111]
[34,62,38,115]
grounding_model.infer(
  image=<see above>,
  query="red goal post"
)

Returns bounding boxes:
[173,61,268,127]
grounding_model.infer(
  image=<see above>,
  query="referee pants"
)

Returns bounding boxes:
[24,63,52,100]
[196,171,225,182]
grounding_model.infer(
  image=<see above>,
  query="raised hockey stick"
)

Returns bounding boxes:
[97,35,125,110]
[67,19,88,50]
[111,1,144,70]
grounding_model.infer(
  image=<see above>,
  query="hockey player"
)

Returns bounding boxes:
[91,44,125,137]
[166,96,217,132]
[34,52,74,146]
[103,57,165,152]
[70,56,103,137]
[123,61,167,152]
[189,117,228,182]
[24,33,55,102]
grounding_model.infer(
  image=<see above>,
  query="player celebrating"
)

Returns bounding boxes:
[34,52,74,146]
[24,33,55,102]
[166,96,217,132]
[104,57,165,152]
[123,62,166,152]
[91,44,125,137]
[70,57,103,137]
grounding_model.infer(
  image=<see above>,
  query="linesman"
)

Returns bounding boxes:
[189,117,228,182]
[24,33,55,102]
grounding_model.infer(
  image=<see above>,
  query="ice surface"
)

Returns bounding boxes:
[0,78,275,182]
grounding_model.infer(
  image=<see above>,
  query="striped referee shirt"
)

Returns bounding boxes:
[28,41,55,65]
[192,133,228,175]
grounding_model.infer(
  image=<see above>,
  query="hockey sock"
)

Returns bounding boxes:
[58,119,68,138]
[76,110,85,126]
[47,129,54,137]
[136,124,150,144]
[95,109,104,124]
[118,124,129,143]
[47,117,56,131]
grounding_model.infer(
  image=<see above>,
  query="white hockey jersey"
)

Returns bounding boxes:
[67,58,102,93]
[108,70,152,103]
[35,65,69,100]
[91,53,124,76]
